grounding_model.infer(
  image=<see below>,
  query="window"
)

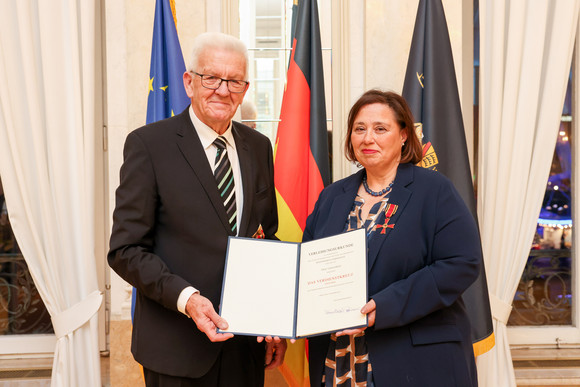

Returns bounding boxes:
[474,0,579,345]
[239,0,291,140]
[509,75,573,328]
[238,0,333,163]
[0,178,53,337]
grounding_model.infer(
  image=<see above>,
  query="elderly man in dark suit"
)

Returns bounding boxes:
[108,32,285,387]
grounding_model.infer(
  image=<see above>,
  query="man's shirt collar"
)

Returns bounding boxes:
[188,106,235,150]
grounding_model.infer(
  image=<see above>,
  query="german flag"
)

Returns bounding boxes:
[402,0,495,356]
[273,0,329,385]
[274,0,329,244]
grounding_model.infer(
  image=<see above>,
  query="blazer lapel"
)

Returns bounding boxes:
[175,110,234,234]
[232,123,253,237]
[324,170,364,236]
[367,164,414,273]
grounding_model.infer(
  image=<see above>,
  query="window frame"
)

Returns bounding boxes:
[230,0,356,182]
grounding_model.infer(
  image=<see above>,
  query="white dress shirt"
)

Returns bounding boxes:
[177,106,244,316]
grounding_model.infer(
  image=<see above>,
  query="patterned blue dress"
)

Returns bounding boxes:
[322,193,392,387]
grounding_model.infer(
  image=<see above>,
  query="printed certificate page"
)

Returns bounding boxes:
[296,228,368,337]
[219,238,299,338]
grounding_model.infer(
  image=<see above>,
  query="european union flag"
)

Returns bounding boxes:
[146,0,189,125]
[134,0,189,321]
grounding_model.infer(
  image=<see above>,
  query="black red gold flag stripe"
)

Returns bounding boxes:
[274,1,329,385]
[274,0,329,244]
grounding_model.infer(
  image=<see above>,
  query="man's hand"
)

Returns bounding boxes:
[335,299,376,337]
[185,293,233,342]
[263,337,287,369]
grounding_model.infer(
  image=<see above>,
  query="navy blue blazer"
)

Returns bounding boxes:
[303,163,480,387]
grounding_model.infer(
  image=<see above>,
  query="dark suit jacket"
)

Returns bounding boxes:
[303,163,480,387]
[108,108,278,378]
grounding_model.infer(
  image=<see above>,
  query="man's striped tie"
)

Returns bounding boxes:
[213,136,237,233]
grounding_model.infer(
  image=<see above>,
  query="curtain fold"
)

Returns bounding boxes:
[477,1,579,386]
[0,1,102,386]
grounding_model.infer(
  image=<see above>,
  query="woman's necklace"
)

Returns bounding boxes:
[362,174,394,197]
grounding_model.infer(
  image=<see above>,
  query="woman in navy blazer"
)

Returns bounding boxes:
[303,90,481,386]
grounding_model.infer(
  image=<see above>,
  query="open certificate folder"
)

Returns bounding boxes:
[218,228,368,338]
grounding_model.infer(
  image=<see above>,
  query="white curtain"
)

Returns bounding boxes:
[0,1,102,386]
[477,1,579,386]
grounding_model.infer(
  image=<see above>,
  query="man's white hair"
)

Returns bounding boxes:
[186,32,249,80]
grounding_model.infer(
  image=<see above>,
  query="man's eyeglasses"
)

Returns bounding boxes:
[191,71,249,93]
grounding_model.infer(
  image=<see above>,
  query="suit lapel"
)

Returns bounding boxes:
[367,164,414,273]
[232,123,253,237]
[324,170,364,236]
[175,110,234,234]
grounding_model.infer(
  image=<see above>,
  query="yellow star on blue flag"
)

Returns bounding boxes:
[146,0,189,125]
[134,0,190,321]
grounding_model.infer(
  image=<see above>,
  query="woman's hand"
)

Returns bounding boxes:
[335,299,376,336]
